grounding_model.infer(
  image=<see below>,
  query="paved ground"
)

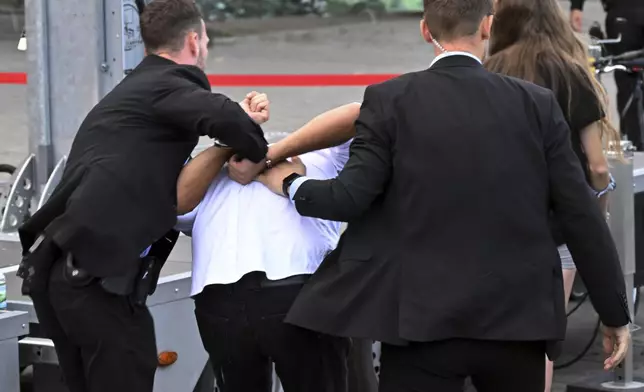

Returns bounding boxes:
[0,1,642,391]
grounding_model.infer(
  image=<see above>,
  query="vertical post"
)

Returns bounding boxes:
[25,0,52,194]
[45,0,105,165]
[22,0,148,199]
[604,142,639,388]
[102,0,146,97]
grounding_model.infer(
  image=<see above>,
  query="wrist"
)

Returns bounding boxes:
[265,145,281,171]
[282,172,303,197]
[266,144,282,164]
[266,138,296,165]
[594,173,616,198]
[212,145,234,161]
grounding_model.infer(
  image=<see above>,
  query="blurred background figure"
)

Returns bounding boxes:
[570,0,644,150]
[486,0,621,390]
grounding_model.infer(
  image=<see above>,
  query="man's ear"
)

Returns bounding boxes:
[420,19,433,44]
[187,31,200,57]
[481,15,494,40]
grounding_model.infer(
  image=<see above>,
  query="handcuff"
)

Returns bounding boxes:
[214,139,274,170]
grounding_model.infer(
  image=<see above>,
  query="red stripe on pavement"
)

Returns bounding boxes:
[0,72,27,84]
[0,72,398,86]
[206,74,398,86]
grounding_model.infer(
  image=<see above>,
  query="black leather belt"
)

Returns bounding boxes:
[259,273,310,288]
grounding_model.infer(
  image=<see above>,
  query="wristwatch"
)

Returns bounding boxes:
[282,173,303,197]
[595,173,616,198]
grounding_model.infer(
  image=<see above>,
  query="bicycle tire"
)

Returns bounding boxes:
[0,164,16,175]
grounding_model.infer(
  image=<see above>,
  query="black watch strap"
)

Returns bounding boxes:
[282,173,303,198]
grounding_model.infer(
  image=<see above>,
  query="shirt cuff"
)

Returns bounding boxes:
[289,176,311,201]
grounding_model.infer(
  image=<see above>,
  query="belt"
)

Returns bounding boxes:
[259,273,310,288]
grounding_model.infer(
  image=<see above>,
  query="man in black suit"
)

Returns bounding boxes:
[16,0,268,391]
[256,0,631,390]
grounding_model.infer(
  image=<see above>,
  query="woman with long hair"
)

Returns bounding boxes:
[485,0,620,390]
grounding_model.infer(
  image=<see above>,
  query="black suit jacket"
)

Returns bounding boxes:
[285,55,630,354]
[19,55,267,278]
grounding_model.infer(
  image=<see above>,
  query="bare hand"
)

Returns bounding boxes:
[228,155,267,185]
[602,324,630,370]
[570,10,583,33]
[257,157,306,197]
[239,91,270,125]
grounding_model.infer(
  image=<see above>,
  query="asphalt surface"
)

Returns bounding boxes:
[0,1,642,391]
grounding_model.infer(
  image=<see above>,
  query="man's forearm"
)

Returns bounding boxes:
[267,103,360,163]
[151,80,268,163]
[571,0,584,10]
[176,146,233,215]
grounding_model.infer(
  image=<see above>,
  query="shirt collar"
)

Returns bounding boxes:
[430,51,482,68]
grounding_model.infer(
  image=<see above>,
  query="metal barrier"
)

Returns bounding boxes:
[567,142,644,391]
[0,155,35,233]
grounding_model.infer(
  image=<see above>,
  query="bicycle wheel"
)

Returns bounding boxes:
[0,163,17,216]
[0,164,16,175]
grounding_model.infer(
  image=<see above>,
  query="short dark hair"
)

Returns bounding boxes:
[140,0,203,53]
[423,0,493,41]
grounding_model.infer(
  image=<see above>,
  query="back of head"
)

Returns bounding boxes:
[140,0,203,55]
[422,0,493,42]
[485,0,621,155]
[487,0,586,70]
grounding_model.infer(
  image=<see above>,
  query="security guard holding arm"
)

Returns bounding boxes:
[16,1,269,391]
[571,0,644,150]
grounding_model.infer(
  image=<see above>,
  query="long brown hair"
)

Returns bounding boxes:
[484,0,621,154]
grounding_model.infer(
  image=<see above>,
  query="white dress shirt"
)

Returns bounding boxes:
[176,140,351,296]
[429,51,482,67]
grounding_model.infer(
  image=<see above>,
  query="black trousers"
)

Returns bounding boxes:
[31,259,158,392]
[194,271,351,392]
[378,339,545,392]
[606,6,644,150]
[347,339,378,392]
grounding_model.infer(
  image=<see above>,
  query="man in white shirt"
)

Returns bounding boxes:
[175,103,368,392]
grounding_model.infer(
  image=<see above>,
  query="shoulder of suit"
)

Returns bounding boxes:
[366,71,423,97]
[147,63,211,90]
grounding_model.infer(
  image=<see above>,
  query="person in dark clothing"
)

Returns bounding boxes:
[485,0,622,389]
[255,0,631,390]
[571,0,644,150]
[16,1,268,391]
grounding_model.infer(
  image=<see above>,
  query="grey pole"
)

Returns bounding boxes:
[25,0,52,193]
[567,141,644,391]
[603,142,643,389]
[20,0,147,200]
[45,0,105,164]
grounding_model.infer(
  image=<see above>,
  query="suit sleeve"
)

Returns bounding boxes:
[292,85,393,222]
[543,92,630,327]
[150,77,267,163]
